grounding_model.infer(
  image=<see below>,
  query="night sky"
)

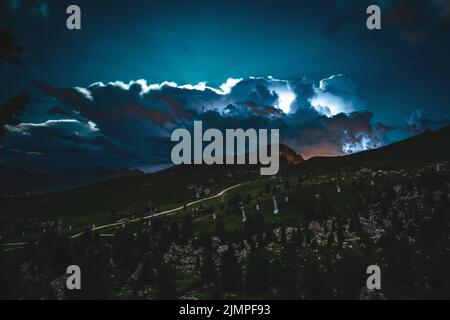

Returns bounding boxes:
[1,0,450,172]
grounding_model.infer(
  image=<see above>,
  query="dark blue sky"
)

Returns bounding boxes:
[1,0,450,171]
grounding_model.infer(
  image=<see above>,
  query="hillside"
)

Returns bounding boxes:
[0,143,304,218]
[0,166,145,197]
[1,127,450,300]
[1,126,449,222]
[296,126,450,174]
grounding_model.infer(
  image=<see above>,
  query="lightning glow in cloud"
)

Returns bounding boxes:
[276,89,296,113]
[87,78,244,98]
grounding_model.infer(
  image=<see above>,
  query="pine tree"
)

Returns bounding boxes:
[155,262,177,300]
[243,215,255,240]
[220,245,241,291]
[160,226,171,250]
[137,229,151,254]
[169,221,180,243]
[151,218,163,236]
[181,213,194,240]
[284,179,290,189]
[304,197,315,224]
[320,195,332,220]
[0,239,20,299]
[139,253,155,286]
[270,258,283,294]
[211,275,224,299]
[256,232,265,248]
[304,260,332,299]
[327,231,334,247]
[201,246,216,282]
[80,228,93,250]
[279,244,298,298]
[254,211,265,236]
[429,249,450,298]
[280,226,287,244]
[213,218,226,240]
[198,231,212,250]
[245,248,270,294]
[293,228,304,247]
[264,228,274,245]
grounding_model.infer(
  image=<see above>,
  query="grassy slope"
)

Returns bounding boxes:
[294,125,450,175]
[0,164,261,220]
[1,125,449,223]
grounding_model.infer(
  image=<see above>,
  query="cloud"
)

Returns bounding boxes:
[30,0,49,19]
[283,110,391,159]
[405,109,450,134]
[8,118,99,134]
[0,94,30,142]
[325,0,450,42]
[4,74,443,171]
[384,0,450,42]
[5,0,50,19]
[309,74,361,116]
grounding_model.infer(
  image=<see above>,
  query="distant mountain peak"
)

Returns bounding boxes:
[278,143,304,165]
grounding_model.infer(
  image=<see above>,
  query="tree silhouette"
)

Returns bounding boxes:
[254,211,265,236]
[429,250,450,299]
[137,229,151,255]
[278,244,298,298]
[211,275,223,299]
[280,226,287,244]
[76,247,112,299]
[220,245,241,291]
[304,197,315,224]
[243,215,255,240]
[181,213,194,240]
[284,179,290,189]
[213,218,226,240]
[303,260,333,299]
[320,195,332,220]
[169,221,180,243]
[139,253,155,286]
[0,239,20,298]
[160,226,171,250]
[155,262,177,300]
[245,248,270,294]
[201,245,216,282]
